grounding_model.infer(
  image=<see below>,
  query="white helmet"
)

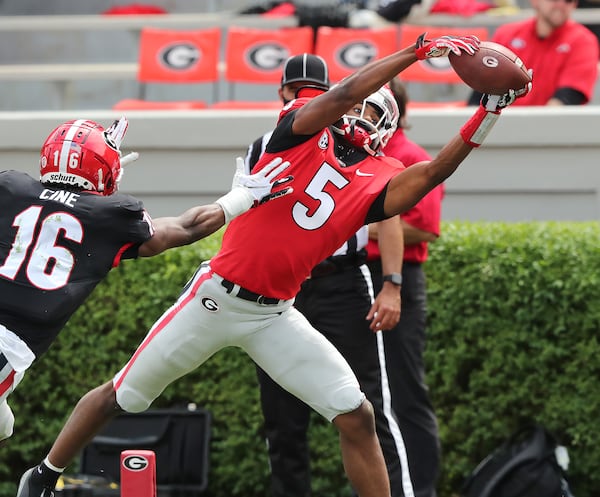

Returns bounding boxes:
[332,85,400,155]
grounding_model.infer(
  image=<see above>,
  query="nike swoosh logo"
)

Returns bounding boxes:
[356,169,374,177]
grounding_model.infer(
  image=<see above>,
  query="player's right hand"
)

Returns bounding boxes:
[482,69,533,112]
[481,91,517,112]
[415,33,480,60]
[233,157,294,206]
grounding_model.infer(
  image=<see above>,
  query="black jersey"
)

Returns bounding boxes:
[0,170,153,357]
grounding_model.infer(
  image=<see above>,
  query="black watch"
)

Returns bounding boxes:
[383,273,403,286]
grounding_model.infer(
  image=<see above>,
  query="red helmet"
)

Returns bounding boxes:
[39,118,128,195]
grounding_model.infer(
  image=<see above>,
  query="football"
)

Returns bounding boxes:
[448,41,532,95]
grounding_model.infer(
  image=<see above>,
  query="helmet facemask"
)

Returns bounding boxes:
[332,86,400,156]
[103,116,131,192]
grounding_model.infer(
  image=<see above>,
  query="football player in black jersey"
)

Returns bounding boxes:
[0,117,292,444]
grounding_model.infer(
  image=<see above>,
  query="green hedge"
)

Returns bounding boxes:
[4,222,600,497]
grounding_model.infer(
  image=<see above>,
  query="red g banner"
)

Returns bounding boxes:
[138,27,221,83]
[225,26,314,83]
[314,26,398,83]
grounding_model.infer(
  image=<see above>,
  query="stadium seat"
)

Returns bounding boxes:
[314,26,399,83]
[221,25,314,105]
[112,27,221,111]
[397,24,489,106]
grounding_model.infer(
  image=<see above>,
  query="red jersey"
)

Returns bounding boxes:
[367,129,444,264]
[492,18,599,105]
[210,101,404,299]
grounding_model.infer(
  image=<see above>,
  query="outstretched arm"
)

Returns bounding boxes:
[383,90,528,217]
[138,156,292,257]
[137,204,225,257]
[293,33,480,136]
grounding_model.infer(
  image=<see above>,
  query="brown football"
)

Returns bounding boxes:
[448,41,532,95]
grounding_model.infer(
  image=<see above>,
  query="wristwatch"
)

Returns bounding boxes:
[382,273,403,286]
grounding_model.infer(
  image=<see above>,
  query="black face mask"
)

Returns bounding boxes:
[333,134,368,168]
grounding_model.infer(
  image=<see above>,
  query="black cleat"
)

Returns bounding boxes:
[16,467,55,497]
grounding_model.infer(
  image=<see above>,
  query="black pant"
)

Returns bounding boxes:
[256,265,405,497]
[368,260,441,497]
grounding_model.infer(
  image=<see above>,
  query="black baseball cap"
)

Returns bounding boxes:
[281,54,330,89]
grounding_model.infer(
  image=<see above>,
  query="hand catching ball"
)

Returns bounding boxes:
[449,41,532,95]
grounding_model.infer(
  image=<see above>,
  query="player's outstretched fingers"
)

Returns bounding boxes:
[264,159,291,182]
[272,175,294,188]
[235,156,245,174]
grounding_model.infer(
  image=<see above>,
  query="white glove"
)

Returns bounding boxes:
[481,90,518,112]
[216,156,293,223]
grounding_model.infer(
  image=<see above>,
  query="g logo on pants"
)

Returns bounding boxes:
[123,454,149,471]
[202,297,219,312]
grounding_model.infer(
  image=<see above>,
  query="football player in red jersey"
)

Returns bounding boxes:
[18,33,530,497]
[0,117,291,444]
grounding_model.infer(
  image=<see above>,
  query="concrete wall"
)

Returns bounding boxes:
[1,106,598,222]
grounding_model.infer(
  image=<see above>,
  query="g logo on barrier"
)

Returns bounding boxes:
[247,44,289,71]
[123,455,149,471]
[159,43,200,70]
[337,42,377,69]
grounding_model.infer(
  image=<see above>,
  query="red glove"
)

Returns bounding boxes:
[415,32,480,60]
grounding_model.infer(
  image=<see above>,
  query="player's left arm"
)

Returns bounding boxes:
[383,89,528,217]
[138,156,293,257]
[137,204,225,257]
[366,216,402,332]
